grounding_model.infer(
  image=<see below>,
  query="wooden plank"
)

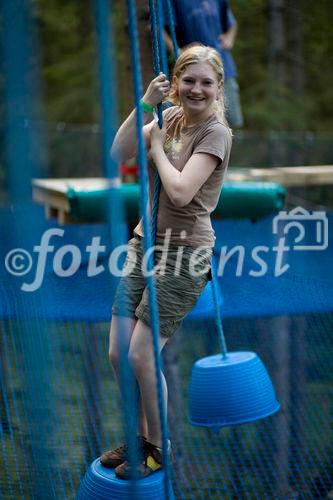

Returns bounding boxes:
[32,182,71,225]
[32,165,333,223]
[226,165,333,186]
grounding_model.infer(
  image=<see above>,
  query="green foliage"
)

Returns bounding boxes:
[233,0,333,130]
[32,0,333,131]
[35,0,99,123]
[244,77,315,130]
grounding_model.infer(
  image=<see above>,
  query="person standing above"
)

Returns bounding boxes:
[165,0,244,128]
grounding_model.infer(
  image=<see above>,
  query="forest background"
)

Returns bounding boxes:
[1,0,333,184]
[35,0,333,129]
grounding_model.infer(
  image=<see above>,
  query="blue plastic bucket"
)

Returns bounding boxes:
[77,459,174,499]
[189,351,280,430]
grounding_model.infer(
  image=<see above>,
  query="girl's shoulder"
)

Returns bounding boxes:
[196,115,233,144]
[206,114,232,134]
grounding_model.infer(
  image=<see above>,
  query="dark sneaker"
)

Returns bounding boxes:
[100,435,147,469]
[115,439,171,480]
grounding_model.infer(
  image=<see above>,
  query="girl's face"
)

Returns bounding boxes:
[175,62,220,120]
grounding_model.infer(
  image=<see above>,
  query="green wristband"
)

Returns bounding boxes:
[139,98,154,113]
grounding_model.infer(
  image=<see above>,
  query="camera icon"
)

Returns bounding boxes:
[272,206,328,251]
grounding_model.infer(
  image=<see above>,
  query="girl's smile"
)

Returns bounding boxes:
[175,62,221,124]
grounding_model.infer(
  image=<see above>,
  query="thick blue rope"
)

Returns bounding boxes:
[148,0,163,247]
[164,0,179,59]
[156,0,169,78]
[211,258,228,358]
[127,0,172,498]
[94,0,124,246]
[149,0,163,127]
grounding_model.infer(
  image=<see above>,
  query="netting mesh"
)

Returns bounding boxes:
[1,2,332,498]
[1,311,332,499]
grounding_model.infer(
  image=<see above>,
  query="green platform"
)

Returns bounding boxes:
[67,181,285,222]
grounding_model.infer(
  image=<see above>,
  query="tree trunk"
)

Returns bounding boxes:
[114,0,154,120]
[287,0,305,95]
[267,0,287,85]
[136,0,155,91]
[267,0,288,164]
[287,0,305,164]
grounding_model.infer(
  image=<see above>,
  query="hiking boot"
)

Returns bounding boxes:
[100,435,147,469]
[115,439,172,480]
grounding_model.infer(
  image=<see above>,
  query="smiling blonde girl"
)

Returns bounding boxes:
[101,43,232,479]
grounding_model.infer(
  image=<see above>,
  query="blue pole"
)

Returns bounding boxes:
[1,0,55,496]
[94,0,138,496]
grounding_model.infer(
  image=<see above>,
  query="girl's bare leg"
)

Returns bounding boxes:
[128,319,169,447]
[109,315,148,437]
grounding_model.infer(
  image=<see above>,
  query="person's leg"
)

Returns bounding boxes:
[100,315,148,468]
[224,77,244,129]
[128,319,169,447]
[108,235,148,436]
[108,315,148,437]
[126,245,212,446]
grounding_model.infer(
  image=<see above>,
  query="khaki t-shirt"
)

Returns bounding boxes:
[135,105,232,247]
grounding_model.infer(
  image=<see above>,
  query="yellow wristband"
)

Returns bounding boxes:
[139,99,154,113]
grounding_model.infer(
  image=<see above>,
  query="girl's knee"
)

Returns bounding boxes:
[108,346,121,368]
[128,348,148,376]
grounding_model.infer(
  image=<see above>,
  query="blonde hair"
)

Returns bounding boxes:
[168,43,230,130]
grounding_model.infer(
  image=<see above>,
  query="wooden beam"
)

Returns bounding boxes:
[227,165,333,186]
[32,165,333,223]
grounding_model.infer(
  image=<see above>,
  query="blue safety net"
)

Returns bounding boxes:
[1,205,333,498]
[1,270,333,499]
[1,208,332,321]
[1,0,333,498]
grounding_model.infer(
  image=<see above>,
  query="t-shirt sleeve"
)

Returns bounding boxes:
[192,124,231,166]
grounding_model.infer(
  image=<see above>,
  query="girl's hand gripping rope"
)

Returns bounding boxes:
[142,72,170,108]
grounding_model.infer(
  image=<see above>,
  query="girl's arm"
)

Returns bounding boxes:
[150,123,219,208]
[110,73,170,163]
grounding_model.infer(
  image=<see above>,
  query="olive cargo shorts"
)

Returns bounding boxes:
[112,235,212,338]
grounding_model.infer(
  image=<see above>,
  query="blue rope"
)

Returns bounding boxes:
[148,0,163,246]
[127,1,172,498]
[149,0,163,127]
[151,174,162,246]
[211,258,228,359]
[156,0,169,78]
[164,0,179,59]
[94,0,124,247]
